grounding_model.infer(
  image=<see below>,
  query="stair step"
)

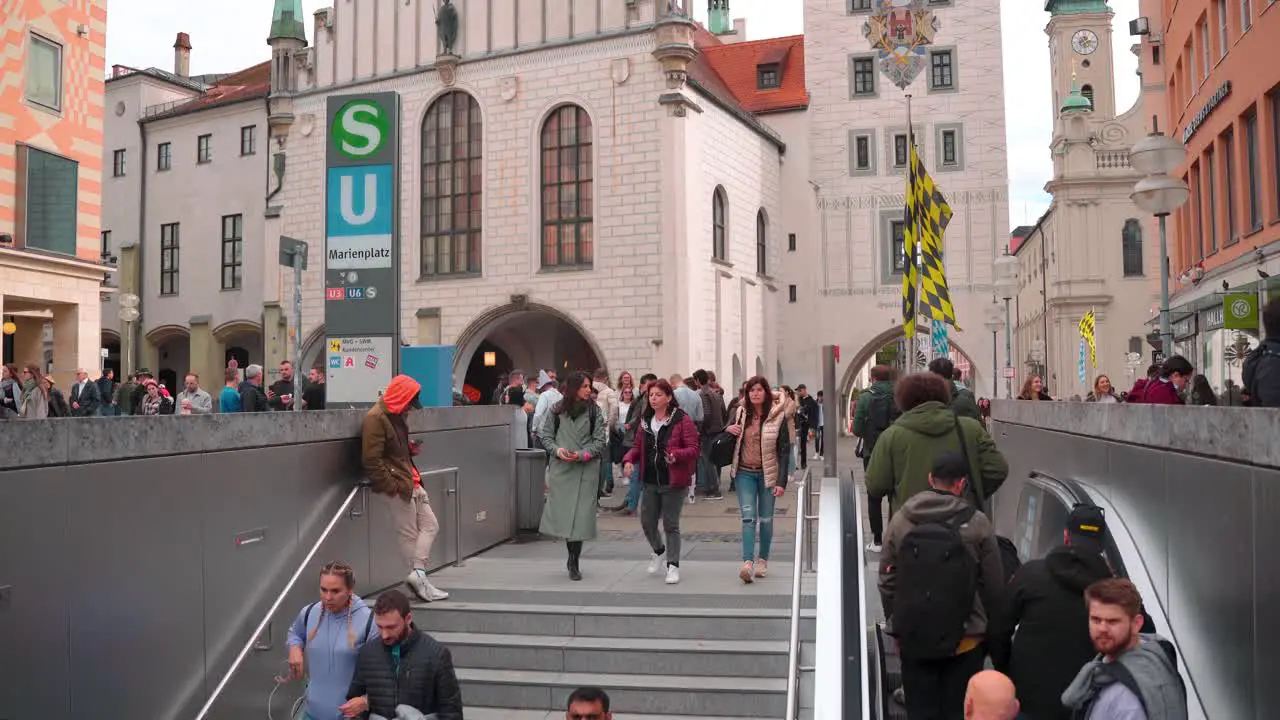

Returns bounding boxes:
[457,668,787,717]
[413,601,816,641]
[433,631,789,677]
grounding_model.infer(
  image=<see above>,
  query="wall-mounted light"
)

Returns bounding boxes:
[2,321,15,335]
[1129,17,1150,36]
[483,351,496,367]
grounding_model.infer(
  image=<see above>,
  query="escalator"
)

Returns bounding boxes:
[819,469,1208,720]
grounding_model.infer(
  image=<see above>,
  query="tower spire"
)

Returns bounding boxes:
[269,0,307,43]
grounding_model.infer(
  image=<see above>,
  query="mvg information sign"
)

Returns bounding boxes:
[324,92,400,405]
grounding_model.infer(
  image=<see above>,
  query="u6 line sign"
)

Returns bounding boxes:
[324,92,401,405]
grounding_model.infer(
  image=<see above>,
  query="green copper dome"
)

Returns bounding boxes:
[269,0,306,42]
[1045,0,1111,15]
[1061,81,1093,113]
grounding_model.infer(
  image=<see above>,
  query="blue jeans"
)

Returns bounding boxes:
[625,464,642,510]
[735,469,776,562]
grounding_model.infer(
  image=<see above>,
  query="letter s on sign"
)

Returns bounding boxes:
[335,100,386,158]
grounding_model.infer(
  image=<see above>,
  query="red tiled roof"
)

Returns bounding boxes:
[144,61,271,122]
[696,34,808,115]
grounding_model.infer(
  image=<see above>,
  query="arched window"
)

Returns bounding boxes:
[756,209,768,275]
[1122,218,1144,277]
[1081,84,1094,109]
[421,91,483,277]
[540,104,594,268]
[712,186,727,260]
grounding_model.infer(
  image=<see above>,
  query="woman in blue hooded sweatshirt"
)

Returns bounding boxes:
[285,561,379,720]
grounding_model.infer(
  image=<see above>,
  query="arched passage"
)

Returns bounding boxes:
[213,320,263,372]
[837,325,982,430]
[144,325,191,395]
[453,302,605,403]
[100,330,121,378]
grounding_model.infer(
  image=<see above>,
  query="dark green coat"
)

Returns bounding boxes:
[950,382,982,422]
[865,401,1008,513]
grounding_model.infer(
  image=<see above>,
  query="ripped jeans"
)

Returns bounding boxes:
[734,469,776,562]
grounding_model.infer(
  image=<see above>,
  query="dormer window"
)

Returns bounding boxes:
[757,63,780,90]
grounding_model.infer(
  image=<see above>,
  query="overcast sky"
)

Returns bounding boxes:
[104,0,1139,230]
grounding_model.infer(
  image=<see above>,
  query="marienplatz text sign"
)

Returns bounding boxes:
[325,92,401,404]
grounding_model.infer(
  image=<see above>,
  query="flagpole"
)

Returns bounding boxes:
[905,92,923,370]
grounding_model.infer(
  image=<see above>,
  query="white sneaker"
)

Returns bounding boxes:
[865,541,883,553]
[687,488,696,505]
[405,570,431,602]
[648,551,663,575]
[665,565,681,584]
[423,578,450,602]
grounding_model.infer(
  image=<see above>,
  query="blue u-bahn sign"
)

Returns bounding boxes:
[324,92,401,404]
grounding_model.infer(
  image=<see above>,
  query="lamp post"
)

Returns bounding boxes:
[983,300,1003,400]
[118,293,140,378]
[994,252,1020,399]
[1131,133,1190,355]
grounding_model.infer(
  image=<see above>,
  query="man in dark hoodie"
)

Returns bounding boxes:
[853,365,900,551]
[989,504,1149,720]
[880,452,1006,720]
[928,357,982,422]
[1243,297,1280,407]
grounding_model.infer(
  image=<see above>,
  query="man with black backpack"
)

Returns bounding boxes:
[853,365,900,552]
[1243,297,1280,407]
[879,452,1006,720]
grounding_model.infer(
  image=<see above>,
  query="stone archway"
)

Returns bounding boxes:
[100,330,121,378]
[144,325,190,394]
[837,325,982,426]
[453,301,606,402]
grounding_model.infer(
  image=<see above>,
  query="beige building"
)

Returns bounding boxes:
[2,0,112,389]
[785,0,1011,403]
[1011,0,1160,398]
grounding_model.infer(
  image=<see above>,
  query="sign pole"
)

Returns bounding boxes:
[292,252,303,412]
[905,93,923,371]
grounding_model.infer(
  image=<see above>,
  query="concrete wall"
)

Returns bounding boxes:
[0,405,521,720]
[989,400,1279,720]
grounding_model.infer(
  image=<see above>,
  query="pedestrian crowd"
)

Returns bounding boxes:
[849,359,1188,720]
[0,357,326,419]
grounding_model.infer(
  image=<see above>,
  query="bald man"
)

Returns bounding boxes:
[964,670,1019,720]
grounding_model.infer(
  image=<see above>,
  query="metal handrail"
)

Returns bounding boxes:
[784,466,812,720]
[194,482,366,720]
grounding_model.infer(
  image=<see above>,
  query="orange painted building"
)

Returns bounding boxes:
[1,0,112,390]
[1164,0,1278,289]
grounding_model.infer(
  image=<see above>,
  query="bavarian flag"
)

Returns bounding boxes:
[901,144,957,337]
[1079,309,1097,367]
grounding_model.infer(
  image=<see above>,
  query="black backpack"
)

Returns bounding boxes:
[891,502,979,659]
[1242,343,1280,407]
[859,392,900,457]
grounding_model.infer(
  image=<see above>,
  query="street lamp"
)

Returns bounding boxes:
[118,293,140,377]
[993,252,1020,399]
[1131,133,1190,354]
[983,300,1003,400]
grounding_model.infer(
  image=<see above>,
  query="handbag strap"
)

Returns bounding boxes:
[952,413,986,509]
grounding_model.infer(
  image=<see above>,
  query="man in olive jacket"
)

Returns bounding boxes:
[343,590,463,720]
[928,357,982,422]
[866,372,1008,514]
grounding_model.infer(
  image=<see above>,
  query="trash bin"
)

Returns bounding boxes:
[515,448,548,532]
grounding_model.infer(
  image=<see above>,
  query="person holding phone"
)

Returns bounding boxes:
[623,378,699,585]
[539,371,609,582]
[726,376,791,584]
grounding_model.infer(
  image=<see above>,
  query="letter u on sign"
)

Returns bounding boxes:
[326,165,393,237]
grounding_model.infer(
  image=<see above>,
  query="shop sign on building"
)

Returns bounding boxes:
[1223,293,1258,330]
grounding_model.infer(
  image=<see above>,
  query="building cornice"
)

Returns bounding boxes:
[0,248,113,280]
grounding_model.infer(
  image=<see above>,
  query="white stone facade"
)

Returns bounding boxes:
[787,0,1010,400]
[279,2,781,386]
[1011,5,1161,399]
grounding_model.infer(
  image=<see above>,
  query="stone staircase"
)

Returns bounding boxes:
[409,540,816,718]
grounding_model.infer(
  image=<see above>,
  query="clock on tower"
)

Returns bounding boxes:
[1071,29,1099,55]
[1046,0,1115,119]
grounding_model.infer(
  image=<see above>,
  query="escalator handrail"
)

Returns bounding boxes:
[1021,470,1208,720]
[193,482,366,720]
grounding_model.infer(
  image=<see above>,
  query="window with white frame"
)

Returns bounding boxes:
[157,142,171,171]
[240,126,257,156]
[929,49,955,91]
[850,55,877,98]
[25,33,62,111]
[112,149,126,177]
[197,134,212,163]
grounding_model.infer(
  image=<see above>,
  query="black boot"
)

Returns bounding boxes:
[567,541,583,581]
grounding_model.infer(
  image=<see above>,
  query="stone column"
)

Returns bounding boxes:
[139,332,160,377]
[12,315,45,373]
[262,302,287,370]
[49,304,87,389]
[188,315,221,395]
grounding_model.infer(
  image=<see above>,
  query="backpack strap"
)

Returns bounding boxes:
[302,601,319,646]
[361,606,375,644]
[952,414,986,509]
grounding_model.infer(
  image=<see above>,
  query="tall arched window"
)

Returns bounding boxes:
[1081,84,1094,110]
[756,209,768,274]
[712,186,727,260]
[540,104,594,268]
[1122,218,1144,277]
[421,91,483,277]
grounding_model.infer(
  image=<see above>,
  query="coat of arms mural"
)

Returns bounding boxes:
[863,0,941,90]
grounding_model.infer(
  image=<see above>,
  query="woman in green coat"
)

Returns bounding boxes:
[539,371,608,581]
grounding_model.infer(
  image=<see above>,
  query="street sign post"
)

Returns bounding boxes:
[279,236,308,411]
[324,92,401,406]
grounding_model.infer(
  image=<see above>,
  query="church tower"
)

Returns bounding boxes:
[1045,0,1116,119]
[267,0,307,147]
